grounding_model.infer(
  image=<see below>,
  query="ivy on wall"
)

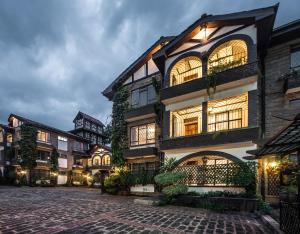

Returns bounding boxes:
[152,76,162,124]
[19,124,37,185]
[111,85,129,166]
[50,148,59,172]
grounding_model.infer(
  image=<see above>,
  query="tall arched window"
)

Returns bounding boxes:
[93,156,101,166]
[208,40,247,74]
[102,155,111,166]
[170,56,202,86]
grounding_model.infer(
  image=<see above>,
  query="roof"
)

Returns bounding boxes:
[8,113,89,142]
[270,19,300,46]
[253,113,300,157]
[73,111,104,126]
[102,36,175,100]
[153,4,278,72]
[0,123,14,132]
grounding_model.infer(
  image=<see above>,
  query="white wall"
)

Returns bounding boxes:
[188,186,245,194]
[163,143,257,161]
[130,184,155,193]
[57,175,67,185]
[58,158,67,169]
[148,59,159,75]
[134,64,146,80]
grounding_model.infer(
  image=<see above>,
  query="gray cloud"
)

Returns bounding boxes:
[0,0,299,131]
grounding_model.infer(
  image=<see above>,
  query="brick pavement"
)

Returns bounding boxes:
[0,187,271,233]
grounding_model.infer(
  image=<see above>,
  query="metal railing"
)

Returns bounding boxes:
[171,66,202,86]
[280,202,300,233]
[208,52,247,74]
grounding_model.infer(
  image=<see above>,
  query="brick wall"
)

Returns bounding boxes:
[264,38,300,138]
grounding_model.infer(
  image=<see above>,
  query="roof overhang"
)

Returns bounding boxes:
[252,113,300,157]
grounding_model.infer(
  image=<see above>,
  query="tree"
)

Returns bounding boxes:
[111,86,129,166]
[102,122,112,145]
[19,124,37,185]
[50,148,59,172]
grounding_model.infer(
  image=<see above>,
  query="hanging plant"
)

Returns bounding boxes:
[111,85,129,166]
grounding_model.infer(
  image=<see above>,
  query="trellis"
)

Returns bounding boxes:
[174,162,255,186]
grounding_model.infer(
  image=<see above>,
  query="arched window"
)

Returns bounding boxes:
[170,56,202,86]
[102,155,111,166]
[93,156,101,166]
[208,40,247,74]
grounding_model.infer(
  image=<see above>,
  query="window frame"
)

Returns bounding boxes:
[57,136,68,151]
[130,84,156,108]
[130,123,155,147]
[37,130,50,143]
[290,46,300,71]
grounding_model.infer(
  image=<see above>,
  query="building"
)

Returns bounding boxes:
[255,19,300,204]
[70,111,112,184]
[103,4,298,194]
[0,112,112,185]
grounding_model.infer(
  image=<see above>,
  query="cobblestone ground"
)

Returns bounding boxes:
[0,187,271,234]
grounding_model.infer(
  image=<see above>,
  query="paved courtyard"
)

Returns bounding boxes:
[0,187,271,234]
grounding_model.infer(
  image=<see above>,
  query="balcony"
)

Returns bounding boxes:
[88,164,112,170]
[160,127,259,151]
[124,147,158,159]
[284,70,300,94]
[125,104,156,122]
[161,62,259,104]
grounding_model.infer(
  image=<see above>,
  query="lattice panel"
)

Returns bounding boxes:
[174,162,255,186]
[267,169,280,196]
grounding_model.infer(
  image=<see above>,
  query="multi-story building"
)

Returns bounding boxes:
[70,111,112,184]
[103,4,294,194]
[0,112,112,185]
[257,19,300,204]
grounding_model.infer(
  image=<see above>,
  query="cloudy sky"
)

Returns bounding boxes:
[0,0,299,130]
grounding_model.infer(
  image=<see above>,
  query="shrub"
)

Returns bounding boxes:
[154,171,187,200]
[119,170,133,191]
[104,174,121,195]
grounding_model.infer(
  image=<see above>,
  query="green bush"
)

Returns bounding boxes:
[154,171,187,199]
[162,184,188,197]
[119,170,133,191]
[104,174,121,195]
[154,171,186,186]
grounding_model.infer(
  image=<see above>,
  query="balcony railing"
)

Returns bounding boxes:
[171,66,202,86]
[208,52,247,75]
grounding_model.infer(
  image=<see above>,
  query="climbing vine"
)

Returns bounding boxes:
[50,148,59,172]
[19,124,37,185]
[111,85,129,166]
[152,76,162,124]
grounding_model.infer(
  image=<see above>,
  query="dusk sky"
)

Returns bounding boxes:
[0,0,299,131]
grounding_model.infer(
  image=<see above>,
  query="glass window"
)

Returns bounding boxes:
[85,121,90,129]
[291,47,300,70]
[97,126,103,134]
[130,123,155,146]
[207,93,248,132]
[0,131,3,143]
[58,136,68,151]
[7,134,13,143]
[76,119,83,129]
[102,155,111,165]
[37,130,50,142]
[37,150,50,161]
[131,85,156,108]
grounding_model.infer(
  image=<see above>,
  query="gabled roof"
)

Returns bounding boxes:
[153,4,279,73]
[73,111,104,126]
[8,113,89,142]
[102,36,175,100]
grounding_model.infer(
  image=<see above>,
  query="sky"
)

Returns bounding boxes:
[0,0,299,131]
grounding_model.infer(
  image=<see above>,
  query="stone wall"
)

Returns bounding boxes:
[264,38,300,138]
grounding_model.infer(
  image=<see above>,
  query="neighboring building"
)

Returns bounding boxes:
[70,111,112,184]
[0,112,112,185]
[103,4,298,194]
[257,20,300,204]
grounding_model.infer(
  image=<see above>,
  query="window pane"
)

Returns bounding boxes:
[148,85,156,103]
[138,126,147,144]
[147,123,155,143]
[139,90,147,106]
[131,90,139,107]
[130,127,138,146]
[291,49,300,69]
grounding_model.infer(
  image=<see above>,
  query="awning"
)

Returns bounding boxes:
[254,113,300,157]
